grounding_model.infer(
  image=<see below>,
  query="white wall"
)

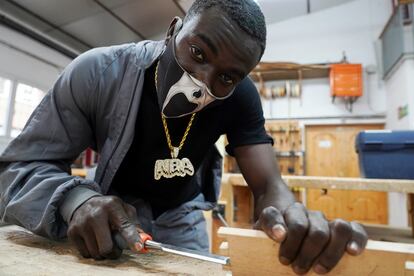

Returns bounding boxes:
[385,59,414,130]
[0,25,72,152]
[383,50,414,228]
[261,0,391,120]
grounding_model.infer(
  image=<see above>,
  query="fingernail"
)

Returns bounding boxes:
[349,241,360,253]
[293,266,307,275]
[279,256,291,265]
[314,264,328,274]
[272,224,286,241]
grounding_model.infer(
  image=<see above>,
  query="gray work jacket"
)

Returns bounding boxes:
[0,40,222,239]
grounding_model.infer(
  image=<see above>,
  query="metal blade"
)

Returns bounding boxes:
[113,233,230,265]
[145,240,230,265]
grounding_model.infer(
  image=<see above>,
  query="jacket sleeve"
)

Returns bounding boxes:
[0,48,110,239]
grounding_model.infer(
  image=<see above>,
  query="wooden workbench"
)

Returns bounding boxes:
[218,173,414,246]
[0,224,225,276]
[219,227,414,276]
[226,173,414,193]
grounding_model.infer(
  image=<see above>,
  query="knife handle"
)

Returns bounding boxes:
[113,232,153,253]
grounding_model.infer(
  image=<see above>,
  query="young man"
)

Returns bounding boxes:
[0,0,367,274]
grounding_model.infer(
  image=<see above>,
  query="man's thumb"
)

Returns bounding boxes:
[113,226,143,253]
[256,206,287,243]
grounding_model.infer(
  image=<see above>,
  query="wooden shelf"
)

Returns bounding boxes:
[249,62,331,82]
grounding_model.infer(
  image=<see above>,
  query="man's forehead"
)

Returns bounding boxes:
[181,9,261,63]
[184,8,243,36]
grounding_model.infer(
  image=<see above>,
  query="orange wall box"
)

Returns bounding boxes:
[330,63,363,98]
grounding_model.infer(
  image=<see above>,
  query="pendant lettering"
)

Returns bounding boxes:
[154,157,195,180]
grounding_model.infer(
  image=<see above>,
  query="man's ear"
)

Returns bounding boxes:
[165,16,183,45]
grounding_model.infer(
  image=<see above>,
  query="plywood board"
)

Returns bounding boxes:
[305,124,383,178]
[304,124,388,224]
[0,225,225,276]
[219,227,414,276]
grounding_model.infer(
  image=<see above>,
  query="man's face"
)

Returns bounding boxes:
[173,8,262,98]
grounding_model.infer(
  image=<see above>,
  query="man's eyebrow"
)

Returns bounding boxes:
[195,33,218,56]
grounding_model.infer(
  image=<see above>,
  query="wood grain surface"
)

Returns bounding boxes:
[0,225,225,276]
[226,173,414,193]
[219,227,414,276]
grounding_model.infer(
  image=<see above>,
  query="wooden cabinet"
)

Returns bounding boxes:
[306,189,348,220]
[305,124,388,224]
[348,190,388,223]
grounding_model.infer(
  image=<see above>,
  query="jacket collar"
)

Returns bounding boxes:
[134,40,166,69]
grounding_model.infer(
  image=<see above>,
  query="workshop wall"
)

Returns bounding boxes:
[260,0,391,120]
[260,0,411,227]
[385,59,414,130]
[382,57,414,227]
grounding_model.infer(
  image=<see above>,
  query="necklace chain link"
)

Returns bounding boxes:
[155,61,196,158]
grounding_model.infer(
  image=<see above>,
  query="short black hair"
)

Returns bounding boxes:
[185,0,266,57]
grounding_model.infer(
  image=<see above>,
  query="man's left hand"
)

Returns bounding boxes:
[254,202,368,275]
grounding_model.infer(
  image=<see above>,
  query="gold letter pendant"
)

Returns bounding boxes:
[154,148,195,180]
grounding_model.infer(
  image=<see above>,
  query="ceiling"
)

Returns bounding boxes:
[0,0,355,57]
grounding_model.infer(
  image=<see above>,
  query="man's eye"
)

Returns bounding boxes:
[220,74,234,86]
[190,46,204,61]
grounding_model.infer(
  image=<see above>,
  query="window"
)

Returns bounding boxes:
[11,83,46,137]
[0,77,47,138]
[0,77,12,136]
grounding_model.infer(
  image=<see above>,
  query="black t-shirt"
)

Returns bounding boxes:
[111,63,272,218]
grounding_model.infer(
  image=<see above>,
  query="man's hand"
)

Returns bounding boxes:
[254,203,368,275]
[67,196,142,260]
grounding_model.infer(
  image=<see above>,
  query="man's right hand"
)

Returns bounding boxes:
[67,196,142,260]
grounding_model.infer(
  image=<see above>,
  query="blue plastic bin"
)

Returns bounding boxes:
[355,130,414,179]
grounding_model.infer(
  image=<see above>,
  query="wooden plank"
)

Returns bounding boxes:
[219,174,234,224]
[399,0,414,4]
[410,194,414,236]
[212,216,224,254]
[232,186,254,228]
[364,223,414,243]
[218,227,414,276]
[211,201,230,255]
[226,173,414,193]
[71,168,87,178]
[0,225,225,275]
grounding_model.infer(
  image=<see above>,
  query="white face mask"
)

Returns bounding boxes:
[157,32,235,118]
[161,69,216,118]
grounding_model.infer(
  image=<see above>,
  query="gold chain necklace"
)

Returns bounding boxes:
[153,61,196,180]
